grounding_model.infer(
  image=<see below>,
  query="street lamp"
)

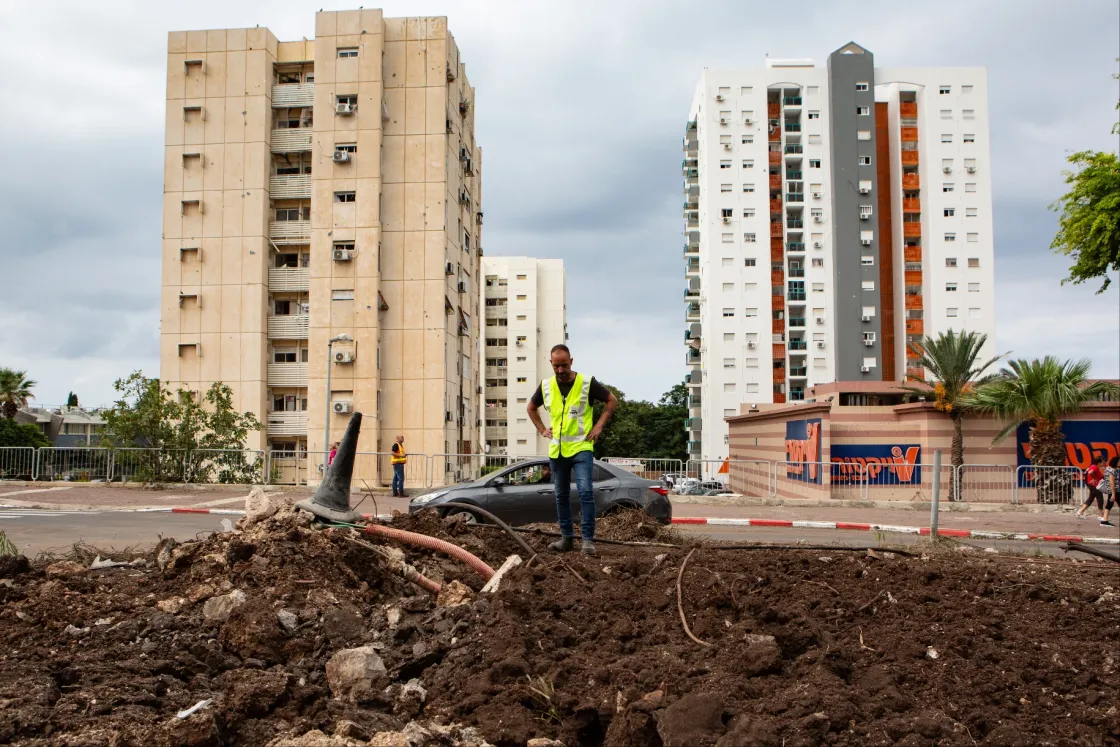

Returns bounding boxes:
[324,333,352,474]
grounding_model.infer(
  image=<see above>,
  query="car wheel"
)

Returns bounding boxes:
[445,507,480,524]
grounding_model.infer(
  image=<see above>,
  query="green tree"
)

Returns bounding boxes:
[897,331,1004,500]
[0,368,36,420]
[101,372,263,484]
[590,381,689,463]
[1049,68,1120,293]
[0,419,50,449]
[66,392,79,408]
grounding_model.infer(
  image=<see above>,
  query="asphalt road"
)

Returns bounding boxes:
[0,509,1102,560]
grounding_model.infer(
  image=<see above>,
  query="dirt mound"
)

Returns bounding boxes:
[1,505,1118,746]
[595,508,687,545]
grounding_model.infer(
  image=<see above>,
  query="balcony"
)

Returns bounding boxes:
[902,174,920,190]
[789,317,806,327]
[687,230,700,247]
[686,417,703,431]
[271,83,314,108]
[900,102,918,118]
[683,200,698,213]
[688,396,701,408]
[686,302,700,320]
[484,407,508,422]
[686,349,701,365]
[904,246,922,262]
[484,365,508,379]
[770,269,785,284]
[485,340,508,350]
[783,97,802,107]
[900,127,919,142]
[484,305,508,320]
[905,295,923,310]
[902,198,921,213]
[905,319,925,335]
[768,126,782,143]
[786,193,804,203]
[790,389,806,401]
[903,223,922,238]
[686,370,702,386]
[268,267,310,292]
[769,198,783,213]
[787,219,804,229]
[789,366,807,377]
[772,319,785,335]
[789,291,807,302]
[683,138,698,152]
[768,151,782,165]
[784,123,802,133]
[269,220,310,244]
[267,314,309,340]
[901,151,919,166]
[684,288,699,300]
[786,170,803,181]
[266,411,308,436]
[784,144,804,155]
[773,393,787,404]
[787,242,805,252]
[271,128,313,153]
[683,244,699,258]
[688,440,702,454]
[267,362,308,387]
[906,366,925,380]
[769,174,782,190]
[767,103,780,118]
[486,284,508,299]
[770,222,784,238]
[788,340,808,351]
[904,270,923,285]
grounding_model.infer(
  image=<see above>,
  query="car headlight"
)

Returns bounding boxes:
[411,490,449,506]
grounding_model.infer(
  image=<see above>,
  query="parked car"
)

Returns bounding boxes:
[408,458,672,526]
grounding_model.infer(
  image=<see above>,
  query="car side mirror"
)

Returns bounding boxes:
[490,477,507,487]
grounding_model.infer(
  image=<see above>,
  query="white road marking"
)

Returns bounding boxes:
[0,486,75,498]
[0,510,101,519]
[191,496,252,507]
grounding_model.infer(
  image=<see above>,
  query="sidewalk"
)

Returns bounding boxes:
[2,481,1117,542]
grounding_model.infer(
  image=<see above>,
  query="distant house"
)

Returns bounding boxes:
[15,406,107,447]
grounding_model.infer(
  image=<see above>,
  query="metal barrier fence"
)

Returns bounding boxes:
[0,447,36,480]
[184,449,266,484]
[36,447,113,482]
[725,460,772,497]
[772,460,866,500]
[111,448,188,483]
[267,450,308,486]
[1015,465,1085,505]
[428,453,516,488]
[603,458,685,483]
[957,464,1017,504]
[858,459,955,503]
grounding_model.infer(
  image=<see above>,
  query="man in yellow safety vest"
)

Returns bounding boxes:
[527,344,618,555]
[390,434,407,497]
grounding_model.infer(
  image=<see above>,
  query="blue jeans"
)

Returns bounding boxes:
[550,450,596,540]
[392,463,405,495]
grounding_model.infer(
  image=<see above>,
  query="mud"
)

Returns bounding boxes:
[0,507,1117,746]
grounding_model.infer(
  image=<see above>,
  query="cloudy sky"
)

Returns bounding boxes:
[1,0,1117,407]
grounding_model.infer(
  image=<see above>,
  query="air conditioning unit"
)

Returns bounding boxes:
[332,150,351,164]
[864,339,874,347]
[335,102,353,115]
[457,281,467,293]
[943,166,952,173]
[812,191,822,199]
[723,143,732,150]
[747,341,756,348]
[720,118,728,125]
[862,315,872,322]
[814,215,824,223]
[744,117,752,125]
[333,401,353,414]
[815,317,825,324]
[859,187,871,194]
[334,351,354,363]
[332,249,353,261]
[813,241,822,248]
[445,411,453,422]
[861,238,872,246]
[716,94,725,101]
[861,366,871,373]
[966,166,976,173]
[860,213,871,221]
[445,262,454,276]
[816,341,826,349]
[722,216,731,223]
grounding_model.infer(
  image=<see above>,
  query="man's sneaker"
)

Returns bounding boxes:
[549,537,574,553]
[581,539,598,556]
[1100,520,1115,527]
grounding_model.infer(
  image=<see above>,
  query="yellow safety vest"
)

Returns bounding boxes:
[391,444,407,465]
[542,374,595,459]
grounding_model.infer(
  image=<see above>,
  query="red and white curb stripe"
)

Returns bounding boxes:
[670,516,1120,546]
[133,507,396,522]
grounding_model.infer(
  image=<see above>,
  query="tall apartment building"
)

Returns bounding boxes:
[684,42,996,458]
[480,257,567,459]
[160,10,483,484]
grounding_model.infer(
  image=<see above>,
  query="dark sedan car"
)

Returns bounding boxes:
[407,458,672,526]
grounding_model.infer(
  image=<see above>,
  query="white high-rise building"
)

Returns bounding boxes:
[480,257,567,459]
[683,42,996,459]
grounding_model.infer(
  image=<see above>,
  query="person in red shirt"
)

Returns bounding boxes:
[1075,455,1107,519]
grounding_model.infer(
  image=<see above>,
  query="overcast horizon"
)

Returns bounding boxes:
[1,0,1117,409]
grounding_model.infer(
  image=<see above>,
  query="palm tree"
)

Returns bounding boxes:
[897,331,1005,500]
[0,369,37,420]
[966,358,1119,496]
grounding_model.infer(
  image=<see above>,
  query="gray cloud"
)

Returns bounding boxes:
[0,0,1117,407]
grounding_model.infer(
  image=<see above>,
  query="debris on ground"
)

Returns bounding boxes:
[0,505,1116,745]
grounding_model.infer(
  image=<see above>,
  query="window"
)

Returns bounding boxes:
[741,109,753,121]
[963,133,976,143]
[968,282,980,292]
[945,233,956,242]
[965,183,977,193]
[968,257,980,268]
[746,383,760,394]
[862,306,876,318]
[811,208,824,219]
[857,106,870,116]
[940,109,952,119]
[813,357,826,368]
[331,289,355,301]
[516,274,527,280]
[858,156,871,166]
[746,358,758,368]
[946,282,958,292]
[741,159,755,170]
[723,308,735,317]
[808,134,822,145]
[941,133,952,143]
[723,358,736,368]
[745,308,758,317]
[962,109,975,119]
[863,332,876,344]
[743,208,755,218]
[812,257,824,267]
[334,191,356,203]
[942,158,953,172]
[859,205,873,220]
[276,207,309,221]
[741,86,753,95]
[337,47,358,58]
[720,160,731,169]
[947,308,958,318]
[744,282,757,292]
[943,183,955,192]
[720,134,732,145]
[856,82,869,91]
[944,208,955,217]
[809,159,821,168]
[336,143,357,153]
[719,109,732,121]
[336,94,358,107]
[862,357,877,369]
[861,280,875,291]
[721,208,734,219]
[722,257,733,267]
[808,110,820,119]
[966,207,978,217]
[962,85,974,94]
[744,258,756,267]
[724,383,736,392]
[721,184,732,192]
[861,255,874,266]
[857,130,871,140]
[967,233,978,243]
[743,184,755,193]
[744,232,757,242]
[723,332,735,341]
[718,86,730,96]
[807,85,819,95]
[939,85,951,95]
[968,307,981,318]
[812,282,825,293]
[516,377,528,383]
[516,294,527,300]
[722,233,734,243]
[945,258,957,268]
[724,408,737,418]
[722,282,734,292]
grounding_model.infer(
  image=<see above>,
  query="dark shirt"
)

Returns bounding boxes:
[531,375,611,408]
[392,443,402,455]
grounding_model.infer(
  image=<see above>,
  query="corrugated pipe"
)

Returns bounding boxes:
[363,523,496,581]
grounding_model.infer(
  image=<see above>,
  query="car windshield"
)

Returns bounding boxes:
[501,463,552,486]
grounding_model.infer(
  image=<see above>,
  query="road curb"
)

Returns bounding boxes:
[669,516,1120,545]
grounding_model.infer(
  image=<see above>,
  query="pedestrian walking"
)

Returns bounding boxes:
[328,442,339,466]
[526,344,618,556]
[1098,456,1118,528]
[390,434,407,497]
[1075,455,1107,519]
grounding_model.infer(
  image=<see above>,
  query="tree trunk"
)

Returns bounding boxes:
[1030,418,1072,504]
[947,414,964,502]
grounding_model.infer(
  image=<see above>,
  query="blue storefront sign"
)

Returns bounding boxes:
[830,444,922,484]
[784,418,822,483]
[1016,419,1120,486]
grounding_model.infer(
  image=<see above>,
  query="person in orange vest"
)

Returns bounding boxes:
[391,434,407,497]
